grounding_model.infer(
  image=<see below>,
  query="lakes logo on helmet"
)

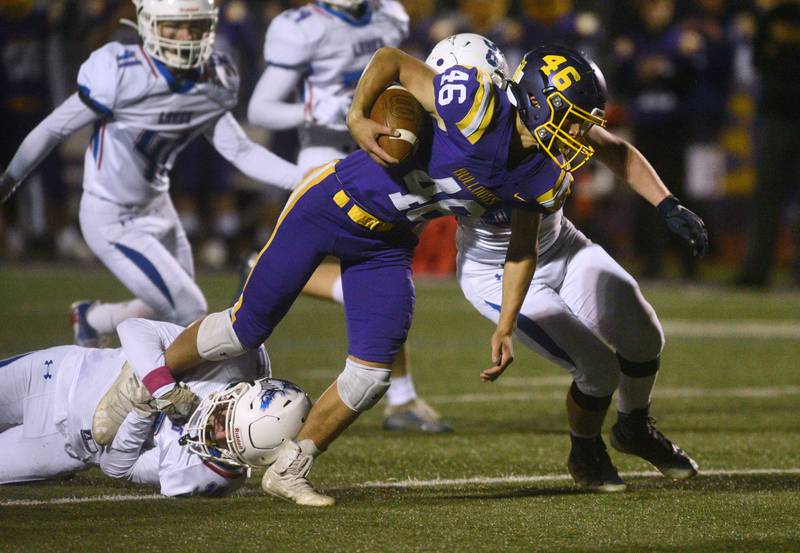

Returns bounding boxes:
[506,45,607,172]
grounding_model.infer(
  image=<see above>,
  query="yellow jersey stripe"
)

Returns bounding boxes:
[456,71,493,142]
[466,93,495,145]
[232,162,337,321]
[536,170,572,211]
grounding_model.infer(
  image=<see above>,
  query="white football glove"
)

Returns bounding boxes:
[1,171,21,204]
[93,363,155,445]
[310,94,352,129]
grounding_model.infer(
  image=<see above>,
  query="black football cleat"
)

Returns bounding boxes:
[610,407,699,480]
[567,434,627,493]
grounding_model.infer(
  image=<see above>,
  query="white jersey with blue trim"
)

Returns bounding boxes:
[77,42,239,206]
[456,208,565,266]
[59,319,268,497]
[264,0,408,131]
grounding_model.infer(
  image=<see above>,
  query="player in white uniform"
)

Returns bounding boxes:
[424,35,707,491]
[246,0,450,433]
[0,0,303,347]
[0,318,272,497]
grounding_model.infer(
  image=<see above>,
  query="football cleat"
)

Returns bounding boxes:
[261,441,335,507]
[383,398,453,434]
[610,408,699,480]
[567,434,627,493]
[70,300,106,348]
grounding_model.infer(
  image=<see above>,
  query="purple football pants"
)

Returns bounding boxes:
[231,163,418,365]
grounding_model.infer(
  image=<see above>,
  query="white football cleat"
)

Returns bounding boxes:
[261,441,335,507]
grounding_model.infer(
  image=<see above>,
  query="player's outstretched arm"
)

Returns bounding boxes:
[207,113,303,191]
[481,209,542,382]
[588,126,709,256]
[347,47,437,166]
[247,64,306,130]
[1,94,98,203]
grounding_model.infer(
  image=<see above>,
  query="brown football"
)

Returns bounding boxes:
[369,85,427,164]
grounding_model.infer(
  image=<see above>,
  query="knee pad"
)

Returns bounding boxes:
[336,358,391,412]
[570,381,613,412]
[196,309,247,361]
[617,353,660,378]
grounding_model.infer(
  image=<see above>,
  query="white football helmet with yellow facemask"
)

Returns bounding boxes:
[183,378,311,468]
[133,0,218,70]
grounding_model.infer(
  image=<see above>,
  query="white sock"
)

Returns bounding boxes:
[298,438,322,458]
[330,275,344,305]
[617,373,658,414]
[87,300,158,335]
[386,374,417,406]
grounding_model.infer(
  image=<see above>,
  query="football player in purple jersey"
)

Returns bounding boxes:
[137,42,706,506]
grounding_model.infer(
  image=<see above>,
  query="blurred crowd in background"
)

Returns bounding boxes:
[1,0,799,287]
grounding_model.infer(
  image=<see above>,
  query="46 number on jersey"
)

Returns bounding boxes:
[437,69,470,106]
[389,170,484,222]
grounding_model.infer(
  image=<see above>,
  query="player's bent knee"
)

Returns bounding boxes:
[336,358,391,412]
[196,309,247,361]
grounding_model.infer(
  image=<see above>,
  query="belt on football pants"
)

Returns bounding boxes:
[333,190,394,232]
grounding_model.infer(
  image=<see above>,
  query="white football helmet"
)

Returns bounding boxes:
[321,0,366,11]
[425,33,509,85]
[134,0,218,70]
[183,378,311,468]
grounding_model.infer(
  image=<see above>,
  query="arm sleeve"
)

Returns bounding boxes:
[247,64,306,130]
[99,410,158,482]
[116,318,186,383]
[5,94,98,182]
[433,66,497,145]
[206,113,303,191]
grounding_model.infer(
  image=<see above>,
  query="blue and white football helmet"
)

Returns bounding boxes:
[184,378,311,468]
[425,33,509,85]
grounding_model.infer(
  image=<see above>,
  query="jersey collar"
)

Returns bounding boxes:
[313,1,373,27]
[149,53,198,94]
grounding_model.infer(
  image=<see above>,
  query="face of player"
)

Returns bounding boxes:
[158,19,213,42]
[207,407,228,449]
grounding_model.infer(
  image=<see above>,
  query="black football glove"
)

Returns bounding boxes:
[657,195,709,257]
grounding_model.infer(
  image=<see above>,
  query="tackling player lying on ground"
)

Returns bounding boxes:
[244,0,451,434]
[0,0,304,349]
[129,39,619,507]
[0,318,310,498]
[425,35,707,492]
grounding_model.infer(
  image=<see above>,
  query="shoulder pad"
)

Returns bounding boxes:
[434,66,497,145]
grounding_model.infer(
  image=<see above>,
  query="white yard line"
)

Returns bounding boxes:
[343,467,800,490]
[662,320,800,339]
[428,386,800,404]
[2,468,798,507]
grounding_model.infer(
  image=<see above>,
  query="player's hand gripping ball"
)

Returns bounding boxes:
[369,86,427,164]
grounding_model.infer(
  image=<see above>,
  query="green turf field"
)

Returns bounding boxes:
[1,264,799,552]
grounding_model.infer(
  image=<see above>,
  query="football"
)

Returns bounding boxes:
[369,85,427,164]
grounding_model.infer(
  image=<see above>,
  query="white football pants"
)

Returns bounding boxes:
[79,192,207,326]
[457,219,664,398]
[0,347,86,483]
